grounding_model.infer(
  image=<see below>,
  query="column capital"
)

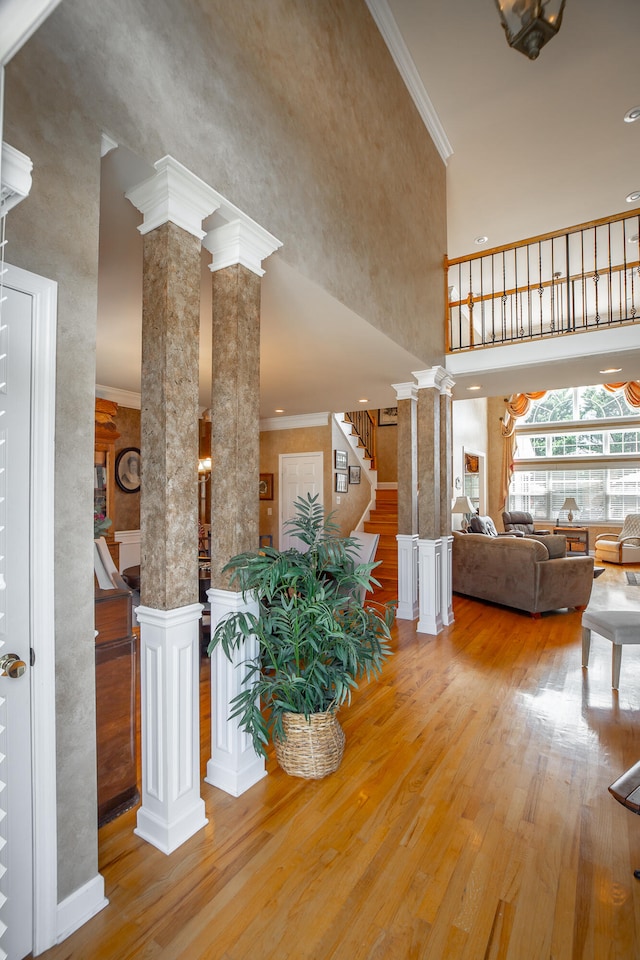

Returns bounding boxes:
[126,155,221,239]
[412,366,454,394]
[1,142,32,216]
[204,215,282,277]
[392,381,418,402]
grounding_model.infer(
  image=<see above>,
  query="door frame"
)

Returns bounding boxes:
[5,263,58,954]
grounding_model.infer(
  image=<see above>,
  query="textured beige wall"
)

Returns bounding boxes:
[259,426,332,548]
[330,419,371,535]
[376,420,398,483]
[4,0,447,902]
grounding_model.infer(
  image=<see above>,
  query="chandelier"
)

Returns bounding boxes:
[494,0,566,60]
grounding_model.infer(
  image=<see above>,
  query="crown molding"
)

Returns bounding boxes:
[95,385,141,409]
[1,142,33,216]
[260,412,329,432]
[125,156,221,239]
[364,0,452,164]
[392,381,418,402]
[204,217,282,277]
[412,366,452,392]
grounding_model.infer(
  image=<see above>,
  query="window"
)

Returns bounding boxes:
[510,385,640,522]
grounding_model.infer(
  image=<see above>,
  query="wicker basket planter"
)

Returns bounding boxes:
[274,711,345,779]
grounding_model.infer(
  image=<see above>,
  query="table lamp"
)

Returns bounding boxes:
[452,495,476,529]
[561,497,580,524]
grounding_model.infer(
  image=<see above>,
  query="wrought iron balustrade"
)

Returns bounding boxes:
[446,209,640,352]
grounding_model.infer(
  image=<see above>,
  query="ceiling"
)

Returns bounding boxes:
[95,0,640,413]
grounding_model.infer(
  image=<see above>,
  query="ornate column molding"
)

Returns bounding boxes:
[134,603,208,854]
[1,142,32,216]
[205,588,267,796]
[412,365,451,392]
[203,215,281,277]
[417,538,443,635]
[125,155,221,238]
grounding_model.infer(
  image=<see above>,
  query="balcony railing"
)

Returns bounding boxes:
[446,209,640,352]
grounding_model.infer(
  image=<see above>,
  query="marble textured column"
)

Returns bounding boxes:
[393,382,419,620]
[203,216,281,796]
[209,262,262,587]
[126,156,220,852]
[413,367,450,635]
[439,375,455,626]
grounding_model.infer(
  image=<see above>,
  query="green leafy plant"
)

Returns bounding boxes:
[208,493,394,758]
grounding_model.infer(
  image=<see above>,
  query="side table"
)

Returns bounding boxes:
[553,526,589,555]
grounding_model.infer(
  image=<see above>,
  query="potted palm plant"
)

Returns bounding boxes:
[208,493,394,779]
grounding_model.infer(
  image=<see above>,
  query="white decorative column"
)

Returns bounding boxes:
[417,537,443,634]
[413,367,450,636]
[205,590,267,796]
[134,604,206,854]
[126,156,221,852]
[439,373,455,626]
[203,205,281,797]
[392,381,419,620]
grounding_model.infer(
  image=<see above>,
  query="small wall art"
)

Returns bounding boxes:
[378,406,398,426]
[259,473,274,500]
[348,465,361,484]
[335,449,348,470]
[335,472,348,493]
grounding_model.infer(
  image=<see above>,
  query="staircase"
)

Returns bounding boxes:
[364,488,398,603]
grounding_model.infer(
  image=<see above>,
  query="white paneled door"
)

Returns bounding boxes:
[279,452,323,551]
[0,280,33,960]
[0,263,57,960]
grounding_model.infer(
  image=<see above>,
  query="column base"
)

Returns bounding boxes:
[205,587,267,797]
[440,534,454,626]
[396,534,419,620]
[135,603,208,854]
[417,538,444,635]
[135,796,208,855]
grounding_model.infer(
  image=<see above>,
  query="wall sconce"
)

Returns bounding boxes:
[452,495,477,530]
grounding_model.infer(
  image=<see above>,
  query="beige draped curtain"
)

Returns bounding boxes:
[500,382,640,511]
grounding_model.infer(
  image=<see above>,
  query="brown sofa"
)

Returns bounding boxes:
[452,531,594,616]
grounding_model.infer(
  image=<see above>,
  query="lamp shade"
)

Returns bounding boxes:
[561,498,579,512]
[452,496,476,515]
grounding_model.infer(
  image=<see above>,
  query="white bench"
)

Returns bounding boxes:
[581,609,640,689]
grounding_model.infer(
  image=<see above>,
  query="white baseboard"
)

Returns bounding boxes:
[56,874,108,945]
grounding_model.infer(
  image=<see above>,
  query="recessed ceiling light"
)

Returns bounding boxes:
[467,385,482,391]
[624,106,640,123]
[628,234,639,244]
[599,367,622,374]
[275,408,284,413]
[358,398,368,403]
[474,236,488,246]
[626,191,640,204]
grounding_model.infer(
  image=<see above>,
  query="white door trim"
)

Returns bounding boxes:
[5,263,58,954]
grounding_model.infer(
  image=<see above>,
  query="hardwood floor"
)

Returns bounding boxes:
[38,563,640,959]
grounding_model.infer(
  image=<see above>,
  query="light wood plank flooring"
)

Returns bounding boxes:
[37,563,640,959]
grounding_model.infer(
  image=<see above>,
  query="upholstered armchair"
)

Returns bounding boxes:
[502,510,551,537]
[594,515,640,565]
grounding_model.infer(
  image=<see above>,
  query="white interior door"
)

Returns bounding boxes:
[0,282,34,959]
[279,452,323,550]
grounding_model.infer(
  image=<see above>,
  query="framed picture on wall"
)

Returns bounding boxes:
[115,447,141,493]
[335,450,348,470]
[259,473,274,500]
[335,472,348,493]
[348,465,361,484]
[378,406,398,426]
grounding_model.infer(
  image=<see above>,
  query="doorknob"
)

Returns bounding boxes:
[0,653,26,678]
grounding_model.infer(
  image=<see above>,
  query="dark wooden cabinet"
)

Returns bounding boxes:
[95,585,139,826]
